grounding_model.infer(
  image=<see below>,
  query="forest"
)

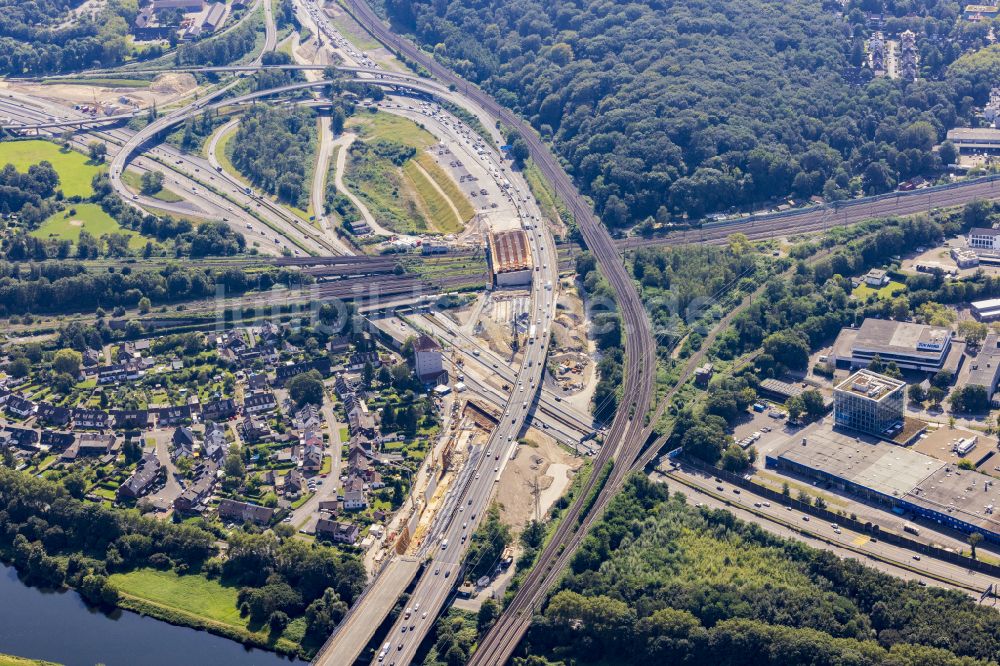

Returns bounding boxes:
[0,0,152,76]
[518,474,1000,665]
[382,0,986,225]
[230,106,318,209]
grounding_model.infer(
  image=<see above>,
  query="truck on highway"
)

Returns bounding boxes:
[441,539,449,550]
[903,523,920,535]
[528,324,536,342]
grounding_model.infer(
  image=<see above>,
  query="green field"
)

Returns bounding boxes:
[348,111,435,149]
[110,568,246,629]
[0,140,104,198]
[345,112,473,234]
[852,279,906,300]
[416,153,475,221]
[32,204,145,250]
[215,123,247,185]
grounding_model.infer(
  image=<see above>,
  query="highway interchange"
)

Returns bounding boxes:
[7,0,1000,664]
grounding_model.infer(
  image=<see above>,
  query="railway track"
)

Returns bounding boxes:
[332,2,661,663]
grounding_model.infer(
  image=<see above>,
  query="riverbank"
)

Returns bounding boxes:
[0,556,305,660]
[0,563,301,666]
[111,569,305,658]
[0,655,60,666]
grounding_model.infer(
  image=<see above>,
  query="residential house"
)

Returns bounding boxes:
[294,403,322,429]
[334,374,356,398]
[343,488,368,511]
[6,395,35,419]
[73,408,111,430]
[329,336,351,354]
[273,358,332,386]
[117,452,162,500]
[347,400,376,438]
[302,446,324,473]
[77,433,116,457]
[348,445,371,472]
[258,321,282,347]
[864,269,890,288]
[217,499,275,526]
[4,427,39,450]
[98,363,129,385]
[347,351,380,372]
[112,409,152,430]
[240,415,270,444]
[82,348,101,368]
[285,469,306,497]
[173,470,216,513]
[36,403,71,427]
[247,372,268,391]
[236,348,263,365]
[315,518,359,545]
[158,405,192,426]
[172,427,196,459]
[202,398,237,422]
[244,391,277,414]
[40,430,75,450]
[203,421,228,462]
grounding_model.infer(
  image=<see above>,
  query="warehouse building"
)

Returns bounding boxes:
[972,297,1000,322]
[487,229,532,287]
[767,425,1000,543]
[831,318,960,373]
[833,370,905,438]
[967,333,1000,406]
[947,128,1000,154]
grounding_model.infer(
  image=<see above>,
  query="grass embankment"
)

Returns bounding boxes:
[0,655,61,666]
[32,204,146,250]
[215,122,248,185]
[121,170,183,203]
[330,5,380,51]
[345,112,474,235]
[523,159,571,227]
[109,568,303,655]
[0,140,104,198]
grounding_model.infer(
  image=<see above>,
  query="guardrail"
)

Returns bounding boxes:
[677,457,1000,578]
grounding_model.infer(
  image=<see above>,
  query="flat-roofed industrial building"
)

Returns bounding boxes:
[767,423,1000,543]
[972,297,1000,322]
[831,318,960,373]
[487,229,532,287]
[967,332,1000,406]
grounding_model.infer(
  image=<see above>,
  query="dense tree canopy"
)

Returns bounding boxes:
[521,474,1000,665]
[384,0,974,224]
[230,106,318,209]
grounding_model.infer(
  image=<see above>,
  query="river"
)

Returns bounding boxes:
[0,563,305,666]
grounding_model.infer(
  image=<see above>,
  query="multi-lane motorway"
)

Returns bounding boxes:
[331,4,658,664]
[299,0,564,661]
[12,0,1000,663]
